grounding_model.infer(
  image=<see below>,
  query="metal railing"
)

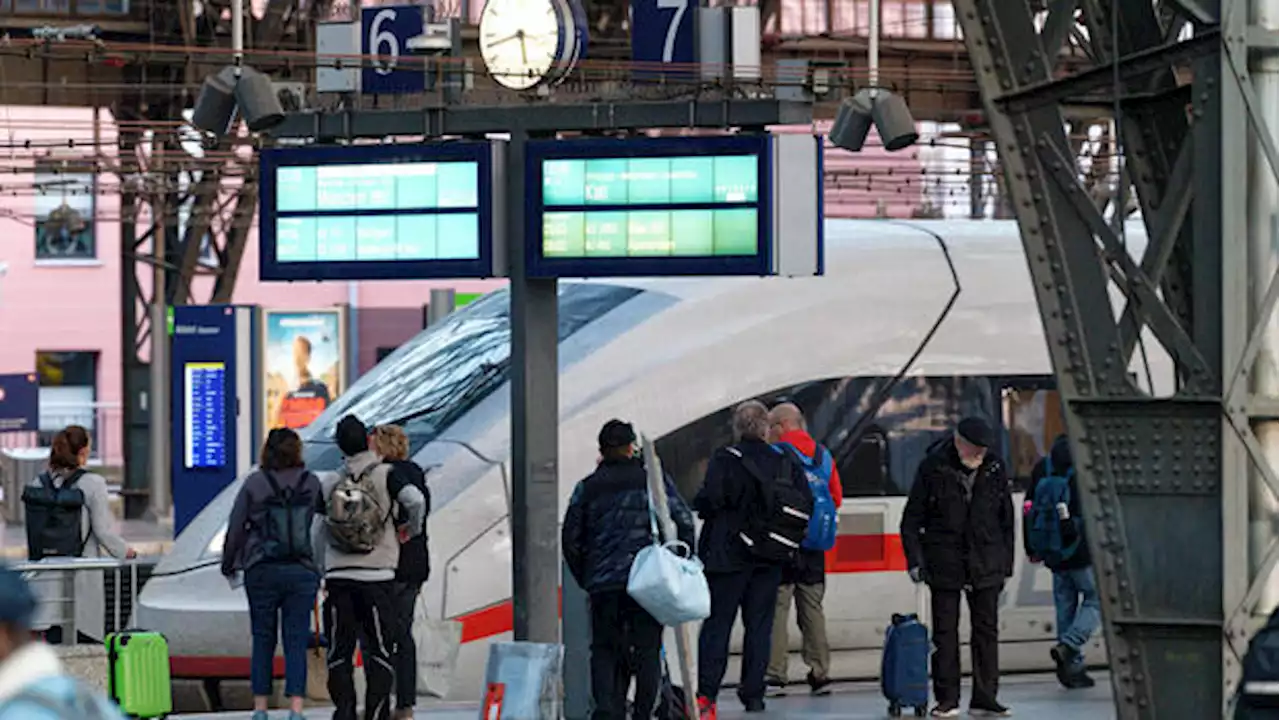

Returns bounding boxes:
[13,557,142,641]
[0,402,123,467]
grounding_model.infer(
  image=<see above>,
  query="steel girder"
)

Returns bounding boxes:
[949,0,1278,718]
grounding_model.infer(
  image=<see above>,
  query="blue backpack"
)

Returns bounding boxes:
[1026,458,1082,567]
[778,442,838,552]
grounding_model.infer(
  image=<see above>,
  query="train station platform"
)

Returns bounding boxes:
[178,673,1115,719]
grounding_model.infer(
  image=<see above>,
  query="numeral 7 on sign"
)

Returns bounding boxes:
[657,0,688,64]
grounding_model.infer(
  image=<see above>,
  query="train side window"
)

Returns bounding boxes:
[999,377,1063,492]
[844,425,890,497]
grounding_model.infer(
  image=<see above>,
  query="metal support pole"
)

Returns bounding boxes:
[232,0,244,75]
[148,146,170,518]
[969,136,985,219]
[507,129,561,644]
[428,288,458,326]
[868,0,880,94]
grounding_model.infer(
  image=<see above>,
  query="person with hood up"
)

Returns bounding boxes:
[900,417,1014,718]
[562,419,695,720]
[0,565,125,719]
[764,403,842,697]
[1024,434,1098,689]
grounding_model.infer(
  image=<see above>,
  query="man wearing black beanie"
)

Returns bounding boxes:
[900,417,1015,717]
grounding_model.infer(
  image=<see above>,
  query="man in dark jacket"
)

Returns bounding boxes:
[562,419,695,720]
[694,400,809,718]
[901,417,1014,718]
[1024,434,1098,690]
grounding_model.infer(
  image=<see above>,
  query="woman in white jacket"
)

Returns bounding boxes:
[22,425,135,643]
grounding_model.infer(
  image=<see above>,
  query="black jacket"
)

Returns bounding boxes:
[561,457,695,594]
[1024,435,1091,571]
[693,439,809,574]
[389,459,431,585]
[900,438,1015,591]
[782,549,827,587]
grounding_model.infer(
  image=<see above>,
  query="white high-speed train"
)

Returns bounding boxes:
[137,218,1159,699]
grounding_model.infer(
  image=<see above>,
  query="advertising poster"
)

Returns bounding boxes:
[262,309,346,431]
[0,373,38,433]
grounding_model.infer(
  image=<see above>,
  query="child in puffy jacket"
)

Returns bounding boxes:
[0,565,125,719]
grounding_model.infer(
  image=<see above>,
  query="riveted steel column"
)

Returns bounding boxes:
[947,0,1254,717]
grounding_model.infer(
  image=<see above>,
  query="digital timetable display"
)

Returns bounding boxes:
[527,135,774,278]
[183,362,227,470]
[259,143,497,281]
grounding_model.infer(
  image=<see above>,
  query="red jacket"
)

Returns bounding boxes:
[778,429,843,508]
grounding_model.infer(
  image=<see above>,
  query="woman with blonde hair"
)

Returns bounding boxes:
[370,425,431,720]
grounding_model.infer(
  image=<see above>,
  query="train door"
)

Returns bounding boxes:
[825,426,918,651]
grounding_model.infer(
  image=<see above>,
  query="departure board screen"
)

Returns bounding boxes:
[527,136,772,278]
[183,362,227,469]
[259,143,496,281]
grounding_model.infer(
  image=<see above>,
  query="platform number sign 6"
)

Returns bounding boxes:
[631,0,695,81]
[360,5,425,95]
[369,9,400,76]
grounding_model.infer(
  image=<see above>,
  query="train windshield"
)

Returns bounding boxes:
[301,283,642,470]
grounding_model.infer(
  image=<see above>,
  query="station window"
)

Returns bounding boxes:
[34,160,96,261]
[654,373,1062,501]
[34,350,100,449]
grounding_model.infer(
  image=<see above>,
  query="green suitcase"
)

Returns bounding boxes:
[105,630,172,718]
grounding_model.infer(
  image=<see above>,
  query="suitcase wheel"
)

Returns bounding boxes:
[888,701,902,717]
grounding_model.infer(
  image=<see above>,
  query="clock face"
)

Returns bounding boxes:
[479,0,565,91]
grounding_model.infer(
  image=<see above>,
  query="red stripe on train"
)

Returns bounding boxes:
[170,534,906,678]
[455,533,906,644]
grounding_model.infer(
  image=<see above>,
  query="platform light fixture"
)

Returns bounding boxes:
[189,0,284,136]
[827,0,919,153]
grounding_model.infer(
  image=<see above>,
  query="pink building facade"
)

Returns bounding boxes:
[0,107,951,464]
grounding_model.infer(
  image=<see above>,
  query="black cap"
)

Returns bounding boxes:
[335,414,369,457]
[956,417,993,448]
[598,419,637,450]
[0,565,36,629]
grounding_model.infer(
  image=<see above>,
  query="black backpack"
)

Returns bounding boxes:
[260,471,315,563]
[22,470,88,560]
[729,446,814,564]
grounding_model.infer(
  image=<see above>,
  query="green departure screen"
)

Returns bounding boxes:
[540,155,761,258]
[273,161,481,263]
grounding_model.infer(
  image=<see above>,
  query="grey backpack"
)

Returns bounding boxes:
[324,466,391,554]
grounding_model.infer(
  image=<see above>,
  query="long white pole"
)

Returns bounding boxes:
[232,0,244,76]
[869,0,880,97]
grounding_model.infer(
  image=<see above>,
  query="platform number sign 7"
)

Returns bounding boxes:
[631,0,695,81]
[657,0,688,63]
[361,5,425,95]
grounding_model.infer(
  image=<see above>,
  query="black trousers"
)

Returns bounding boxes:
[697,564,783,704]
[930,585,1001,707]
[392,581,423,710]
[324,579,397,720]
[589,590,663,720]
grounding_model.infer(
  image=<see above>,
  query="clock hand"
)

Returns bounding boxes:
[483,31,522,50]
[520,34,528,65]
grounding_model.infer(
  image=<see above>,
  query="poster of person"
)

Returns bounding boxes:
[262,309,346,430]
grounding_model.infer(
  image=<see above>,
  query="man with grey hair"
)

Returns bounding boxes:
[693,400,811,718]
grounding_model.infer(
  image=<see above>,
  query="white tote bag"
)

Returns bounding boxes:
[412,591,463,699]
[626,487,711,627]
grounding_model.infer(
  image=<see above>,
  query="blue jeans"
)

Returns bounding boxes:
[245,562,320,698]
[1053,566,1101,670]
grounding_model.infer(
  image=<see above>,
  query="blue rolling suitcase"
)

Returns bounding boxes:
[881,587,930,717]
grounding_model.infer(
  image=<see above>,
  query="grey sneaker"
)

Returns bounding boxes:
[931,703,960,717]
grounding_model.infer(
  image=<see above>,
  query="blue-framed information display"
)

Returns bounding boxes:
[259,142,497,281]
[526,135,773,278]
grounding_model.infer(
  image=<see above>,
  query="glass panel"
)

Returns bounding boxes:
[656,374,1015,500]
[932,0,957,40]
[1001,383,1065,491]
[33,165,96,260]
[301,283,645,470]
